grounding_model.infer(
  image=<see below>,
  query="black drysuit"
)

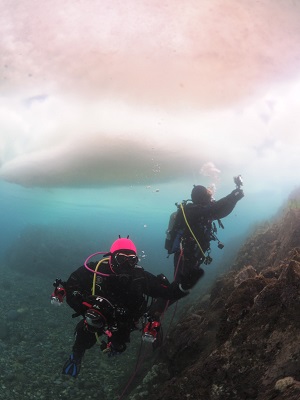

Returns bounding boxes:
[65,260,186,355]
[171,189,243,285]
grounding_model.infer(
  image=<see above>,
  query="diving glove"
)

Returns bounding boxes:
[230,188,244,201]
[180,267,204,291]
[101,341,126,357]
[62,352,83,378]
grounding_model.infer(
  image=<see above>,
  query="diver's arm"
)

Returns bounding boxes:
[65,267,91,315]
[142,271,187,300]
[209,189,244,219]
[186,189,243,221]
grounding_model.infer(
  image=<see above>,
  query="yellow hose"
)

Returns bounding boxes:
[91,258,110,345]
[180,203,207,260]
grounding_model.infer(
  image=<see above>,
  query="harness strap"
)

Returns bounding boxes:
[180,203,207,261]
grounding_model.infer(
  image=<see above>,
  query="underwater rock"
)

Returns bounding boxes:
[0,321,9,340]
[275,376,298,392]
[6,309,21,321]
[234,264,257,287]
[139,188,300,400]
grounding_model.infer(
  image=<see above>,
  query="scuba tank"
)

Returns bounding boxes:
[164,210,178,254]
[164,200,225,258]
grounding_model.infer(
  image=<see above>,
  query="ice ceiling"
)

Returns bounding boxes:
[0,0,299,193]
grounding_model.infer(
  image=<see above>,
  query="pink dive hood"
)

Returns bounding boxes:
[109,237,138,273]
[110,238,137,255]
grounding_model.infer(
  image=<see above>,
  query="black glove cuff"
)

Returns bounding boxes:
[179,284,190,294]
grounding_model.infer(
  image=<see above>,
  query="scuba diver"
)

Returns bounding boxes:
[53,237,191,378]
[164,176,244,290]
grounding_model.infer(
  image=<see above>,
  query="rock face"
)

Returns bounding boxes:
[130,190,300,400]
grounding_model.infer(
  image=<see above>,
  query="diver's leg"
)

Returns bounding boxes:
[62,319,97,377]
[176,242,205,289]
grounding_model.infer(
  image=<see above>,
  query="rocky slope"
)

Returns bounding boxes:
[129,188,300,400]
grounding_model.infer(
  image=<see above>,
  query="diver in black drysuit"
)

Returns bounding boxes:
[149,184,244,316]
[171,184,244,287]
[61,237,191,378]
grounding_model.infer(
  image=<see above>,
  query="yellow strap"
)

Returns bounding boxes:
[91,258,110,345]
[180,203,207,259]
[92,258,109,295]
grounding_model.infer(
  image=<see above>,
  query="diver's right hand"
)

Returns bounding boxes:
[231,188,244,201]
[180,267,204,291]
[102,341,126,357]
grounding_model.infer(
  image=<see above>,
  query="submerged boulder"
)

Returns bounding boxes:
[131,193,300,400]
[0,321,9,340]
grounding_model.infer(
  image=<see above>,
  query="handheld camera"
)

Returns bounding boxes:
[234,175,243,189]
